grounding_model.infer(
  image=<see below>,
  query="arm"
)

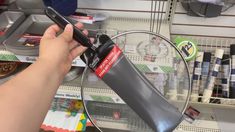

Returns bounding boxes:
[0,23,87,132]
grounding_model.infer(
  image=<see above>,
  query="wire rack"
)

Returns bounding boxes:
[171,12,235,106]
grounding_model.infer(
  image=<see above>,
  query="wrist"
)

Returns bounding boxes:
[36,58,65,82]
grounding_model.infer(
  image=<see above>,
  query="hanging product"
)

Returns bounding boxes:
[4,15,53,56]
[168,72,178,100]
[0,11,25,44]
[191,52,204,102]
[174,38,197,101]
[181,0,234,17]
[199,52,212,96]
[182,1,222,17]
[80,34,183,132]
[221,54,230,98]
[137,37,169,62]
[202,49,224,103]
[174,58,189,101]
[45,7,191,132]
[230,44,235,98]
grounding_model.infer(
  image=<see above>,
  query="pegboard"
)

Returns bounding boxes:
[171,2,235,53]
[77,0,170,19]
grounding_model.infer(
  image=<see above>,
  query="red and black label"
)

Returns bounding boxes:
[95,45,122,78]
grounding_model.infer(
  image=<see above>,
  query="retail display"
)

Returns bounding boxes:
[199,52,212,95]
[174,58,189,101]
[87,101,130,121]
[183,106,200,123]
[181,1,223,17]
[4,15,53,56]
[0,11,25,44]
[20,34,41,47]
[202,49,224,103]
[0,61,18,78]
[87,101,155,132]
[45,7,191,131]
[230,44,235,98]
[41,98,87,132]
[136,37,169,61]
[168,72,178,100]
[221,54,230,98]
[50,98,83,115]
[191,52,204,102]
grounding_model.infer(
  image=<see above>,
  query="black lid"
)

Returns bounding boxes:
[203,52,211,62]
[230,44,235,55]
[222,54,230,65]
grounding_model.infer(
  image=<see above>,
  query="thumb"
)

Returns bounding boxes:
[59,24,73,42]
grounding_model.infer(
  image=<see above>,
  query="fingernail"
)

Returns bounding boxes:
[66,24,73,32]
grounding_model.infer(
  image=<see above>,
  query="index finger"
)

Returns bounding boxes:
[74,22,84,29]
[42,24,60,39]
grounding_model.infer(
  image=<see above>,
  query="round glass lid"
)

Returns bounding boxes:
[81,31,191,132]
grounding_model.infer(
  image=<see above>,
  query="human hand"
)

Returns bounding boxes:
[39,23,87,76]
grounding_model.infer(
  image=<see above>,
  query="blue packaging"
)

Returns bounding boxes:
[43,0,77,16]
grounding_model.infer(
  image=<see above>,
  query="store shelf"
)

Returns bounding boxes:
[56,84,235,111]
[56,85,125,104]
[88,118,221,132]
[56,75,235,110]
[189,99,235,110]
[0,50,86,66]
[96,120,130,131]
[0,49,175,73]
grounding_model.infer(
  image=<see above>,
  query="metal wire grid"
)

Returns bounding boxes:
[150,0,166,33]
[171,35,235,54]
[171,35,235,104]
[150,0,178,33]
[176,124,221,132]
